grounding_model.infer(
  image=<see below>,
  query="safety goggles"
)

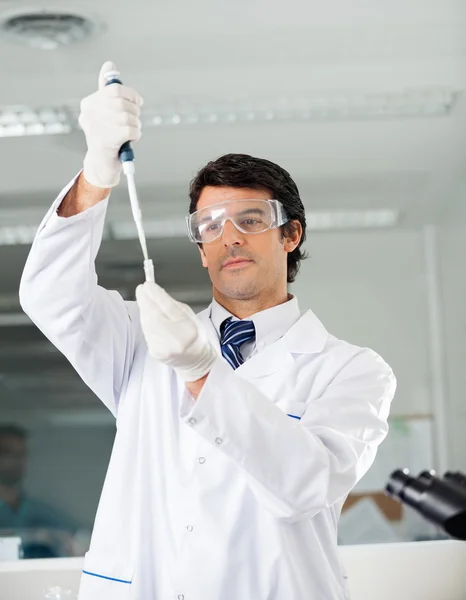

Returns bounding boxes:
[186,198,289,244]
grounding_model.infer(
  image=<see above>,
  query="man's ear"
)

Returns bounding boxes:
[198,245,208,268]
[283,220,302,253]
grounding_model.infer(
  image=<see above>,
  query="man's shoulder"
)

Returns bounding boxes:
[321,331,395,394]
[291,306,394,383]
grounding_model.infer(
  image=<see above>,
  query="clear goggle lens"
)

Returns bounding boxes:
[186,199,289,243]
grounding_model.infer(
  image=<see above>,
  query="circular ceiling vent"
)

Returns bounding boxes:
[0,11,96,50]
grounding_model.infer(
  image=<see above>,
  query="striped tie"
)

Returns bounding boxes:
[220,318,256,370]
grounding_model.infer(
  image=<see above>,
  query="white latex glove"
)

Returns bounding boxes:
[79,61,143,188]
[136,282,218,382]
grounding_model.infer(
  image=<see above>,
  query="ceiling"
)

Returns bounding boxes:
[1,0,466,419]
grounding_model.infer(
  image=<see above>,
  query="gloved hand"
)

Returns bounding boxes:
[79,61,143,188]
[136,282,218,383]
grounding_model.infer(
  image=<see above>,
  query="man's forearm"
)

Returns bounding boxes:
[57,172,111,217]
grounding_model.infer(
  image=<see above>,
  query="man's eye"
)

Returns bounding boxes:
[207,222,220,231]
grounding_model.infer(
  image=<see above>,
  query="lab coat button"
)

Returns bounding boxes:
[177,595,184,600]
[188,418,197,425]
[215,437,223,445]
[186,525,193,532]
[198,457,205,464]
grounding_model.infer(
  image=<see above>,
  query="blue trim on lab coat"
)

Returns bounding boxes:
[82,570,132,584]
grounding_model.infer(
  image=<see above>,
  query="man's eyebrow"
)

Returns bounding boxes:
[197,206,266,223]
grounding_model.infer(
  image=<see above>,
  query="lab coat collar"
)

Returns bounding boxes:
[209,294,302,352]
[197,301,328,378]
[283,307,328,355]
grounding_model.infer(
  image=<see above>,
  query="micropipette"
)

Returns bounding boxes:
[104,70,155,283]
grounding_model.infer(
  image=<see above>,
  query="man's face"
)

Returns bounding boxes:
[0,436,27,486]
[196,186,290,301]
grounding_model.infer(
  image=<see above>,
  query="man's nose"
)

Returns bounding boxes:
[222,219,245,246]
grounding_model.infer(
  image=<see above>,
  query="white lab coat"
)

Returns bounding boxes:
[19,178,396,600]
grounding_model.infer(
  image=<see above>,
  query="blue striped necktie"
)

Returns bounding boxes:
[220,318,256,370]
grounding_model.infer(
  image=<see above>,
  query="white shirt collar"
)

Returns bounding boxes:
[209,295,302,352]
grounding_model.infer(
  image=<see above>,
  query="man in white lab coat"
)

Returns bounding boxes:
[19,62,396,600]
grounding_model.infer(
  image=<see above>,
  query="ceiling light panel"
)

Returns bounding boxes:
[0,88,458,138]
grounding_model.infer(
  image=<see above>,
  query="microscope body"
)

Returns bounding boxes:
[386,469,466,540]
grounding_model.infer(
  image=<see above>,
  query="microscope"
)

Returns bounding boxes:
[386,469,466,541]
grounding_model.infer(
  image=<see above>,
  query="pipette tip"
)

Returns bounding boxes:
[144,259,155,282]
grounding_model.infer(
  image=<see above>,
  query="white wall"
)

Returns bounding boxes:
[438,197,466,471]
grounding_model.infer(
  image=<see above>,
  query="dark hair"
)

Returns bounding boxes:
[0,424,28,441]
[189,153,308,283]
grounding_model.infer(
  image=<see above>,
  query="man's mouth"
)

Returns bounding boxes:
[222,258,254,269]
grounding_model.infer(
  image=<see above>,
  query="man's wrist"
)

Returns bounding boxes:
[57,172,110,218]
[186,374,209,399]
